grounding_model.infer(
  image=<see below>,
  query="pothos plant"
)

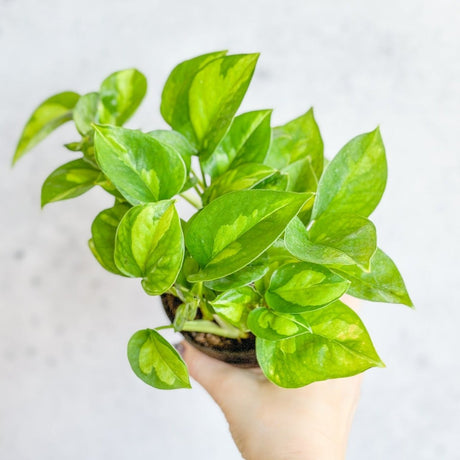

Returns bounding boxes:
[13,51,412,390]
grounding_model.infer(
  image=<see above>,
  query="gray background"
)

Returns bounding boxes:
[1,0,459,458]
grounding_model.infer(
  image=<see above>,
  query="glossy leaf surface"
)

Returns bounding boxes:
[189,54,259,154]
[161,51,227,144]
[312,128,387,218]
[210,286,260,329]
[73,92,99,135]
[89,202,131,275]
[265,262,350,312]
[41,159,103,207]
[285,214,377,269]
[202,163,276,204]
[13,91,80,164]
[256,300,384,388]
[264,109,323,176]
[114,201,184,295]
[128,329,190,389]
[185,190,312,282]
[331,249,413,306]
[98,69,147,126]
[248,308,311,341]
[93,125,186,205]
[202,109,272,178]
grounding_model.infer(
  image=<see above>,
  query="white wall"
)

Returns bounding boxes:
[1,0,458,458]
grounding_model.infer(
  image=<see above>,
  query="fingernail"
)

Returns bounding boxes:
[174,342,185,357]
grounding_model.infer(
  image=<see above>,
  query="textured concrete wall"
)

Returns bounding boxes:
[1,0,458,458]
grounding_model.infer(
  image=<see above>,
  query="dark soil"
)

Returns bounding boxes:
[161,293,258,368]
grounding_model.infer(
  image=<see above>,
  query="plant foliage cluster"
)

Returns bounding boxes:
[13,51,412,389]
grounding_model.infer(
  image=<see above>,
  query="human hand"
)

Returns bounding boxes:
[178,343,362,460]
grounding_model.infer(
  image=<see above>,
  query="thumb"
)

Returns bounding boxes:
[177,341,256,410]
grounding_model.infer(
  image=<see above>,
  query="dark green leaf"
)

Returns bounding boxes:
[189,53,259,155]
[98,69,147,126]
[312,128,387,219]
[264,109,323,176]
[73,92,99,135]
[202,163,276,204]
[265,262,350,313]
[41,158,103,207]
[93,124,187,205]
[185,190,313,282]
[210,286,261,329]
[161,51,227,144]
[256,300,384,387]
[128,329,191,389]
[114,201,184,295]
[88,202,131,275]
[202,109,272,178]
[285,214,377,269]
[13,91,80,164]
[330,249,413,306]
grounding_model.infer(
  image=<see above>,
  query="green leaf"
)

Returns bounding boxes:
[114,201,184,295]
[285,214,377,269]
[256,300,384,388]
[283,156,318,193]
[202,109,272,178]
[202,163,276,205]
[264,109,323,176]
[312,128,387,219]
[210,286,261,329]
[185,190,313,282]
[161,51,228,144]
[248,308,312,341]
[189,53,259,155]
[73,92,100,135]
[265,262,350,313]
[253,171,289,191]
[204,258,269,291]
[98,69,147,126]
[93,124,187,205]
[88,202,131,275]
[330,249,413,306]
[41,158,103,207]
[128,329,191,389]
[13,91,80,164]
[147,129,196,172]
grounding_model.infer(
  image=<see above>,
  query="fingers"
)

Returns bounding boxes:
[178,341,256,409]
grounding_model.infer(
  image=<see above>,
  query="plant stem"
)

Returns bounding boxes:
[199,162,208,188]
[182,320,247,339]
[155,324,174,331]
[191,169,204,190]
[180,191,202,209]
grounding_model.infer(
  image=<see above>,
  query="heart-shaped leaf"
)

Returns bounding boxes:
[265,262,350,313]
[89,202,131,275]
[312,128,387,218]
[128,329,191,389]
[256,300,384,388]
[185,190,313,282]
[73,92,100,135]
[202,109,272,178]
[189,54,259,155]
[114,201,184,295]
[331,249,413,306]
[13,91,80,164]
[41,158,103,207]
[98,69,147,126]
[210,286,261,329]
[93,125,187,205]
[285,214,377,269]
[161,51,227,144]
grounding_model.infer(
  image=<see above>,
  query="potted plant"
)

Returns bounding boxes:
[12,51,412,390]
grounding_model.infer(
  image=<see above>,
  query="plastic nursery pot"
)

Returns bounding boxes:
[161,293,258,368]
